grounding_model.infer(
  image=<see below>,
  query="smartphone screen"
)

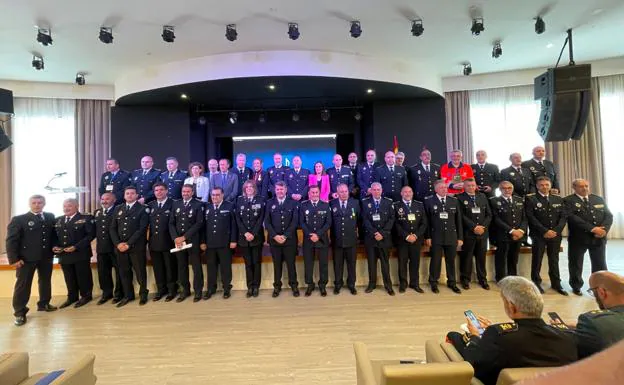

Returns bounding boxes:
[464,310,485,335]
[548,312,565,324]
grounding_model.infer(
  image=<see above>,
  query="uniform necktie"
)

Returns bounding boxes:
[65,216,70,224]
[222,173,226,185]
[425,165,429,172]
[39,213,45,221]
[470,195,475,205]
[341,202,346,210]
[279,200,283,207]
[214,204,218,210]
[312,202,317,208]
[440,198,446,207]
[126,205,131,211]
[169,172,174,179]
[374,200,380,211]
[480,164,484,170]
[583,197,589,208]
[507,197,512,205]
[390,166,394,173]
[184,201,189,208]
[143,170,147,176]
[158,202,162,209]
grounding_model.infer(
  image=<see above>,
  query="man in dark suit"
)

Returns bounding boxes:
[147,183,177,302]
[110,186,149,307]
[471,150,500,198]
[522,146,559,192]
[53,198,95,309]
[347,152,360,197]
[327,153,355,199]
[490,181,528,282]
[98,158,131,205]
[357,149,380,199]
[251,158,269,199]
[329,183,360,295]
[525,177,568,296]
[500,153,534,197]
[6,195,58,326]
[159,156,187,200]
[285,155,310,202]
[394,186,427,293]
[361,182,395,295]
[564,178,613,296]
[374,151,408,202]
[93,192,124,305]
[408,149,441,202]
[424,180,464,294]
[300,185,332,297]
[264,181,300,297]
[132,155,161,205]
[457,178,492,290]
[169,184,205,302]
[233,153,253,196]
[201,187,238,299]
[267,152,290,198]
[210,158,238,202]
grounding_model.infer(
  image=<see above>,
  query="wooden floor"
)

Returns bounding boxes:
[2,241,624,385]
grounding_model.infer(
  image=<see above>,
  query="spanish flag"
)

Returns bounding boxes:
[393,136,399,154]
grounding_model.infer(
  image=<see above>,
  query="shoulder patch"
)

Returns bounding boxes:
[494,322,518,334]
[489,196,498,200]
[584,309,612,318]
[424,196,433,200]
[383,197,393,201]
[526,193,535,196]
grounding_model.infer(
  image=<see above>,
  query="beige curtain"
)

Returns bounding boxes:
[0,119,12,254]
[545,78,604,198]
[76,100,111,213]
[444,91,474,163]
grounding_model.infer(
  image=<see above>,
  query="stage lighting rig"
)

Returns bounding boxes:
[288,23,300,40]
[471,18,484,36]
[32,55,44,70]
[75,73,85,85]
[463,63,472,76]
[535,17,545,34]
[229,111,238,124]
[162,26,175,43]
[99,27,113,44]
[350,21,362,38]
[226,24,238,42]
[36,28,53,46]
[492,41,502,59]
[320,109,331,122]
[411,19,424,36]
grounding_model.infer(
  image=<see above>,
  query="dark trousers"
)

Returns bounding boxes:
[270,245,298,289]
[117,248,148,299]
[429,244,457,286]
[207,247,233,292]
[60,260,93,301]
[531,238,562,287]
[177,250,203,296]
[460,236,488,284]
[12,259,53,317]
[333,246,356,289]
[568,240,608,290]
[365,244,392,289]
[397,242,422,288]
[151,250,178,295]
[96,252,123,299]
[241,246,262,289]
[303,245,329,287]
[494,241,521,282]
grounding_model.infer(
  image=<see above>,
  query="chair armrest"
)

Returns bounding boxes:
[0,352,30,385]
[496,367,556,385]
[52,354,97,385]
[426,340,451,363]
[381,361,474,385]
[441,342,466,362]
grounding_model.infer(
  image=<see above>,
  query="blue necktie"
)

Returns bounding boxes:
[222,174,226,185]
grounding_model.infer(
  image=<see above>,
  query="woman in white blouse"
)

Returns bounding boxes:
[184,162,210,202]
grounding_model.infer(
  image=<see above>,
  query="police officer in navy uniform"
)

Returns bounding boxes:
[94,192,124,305]
[525,177,568,296]
[522,146,559,192]
[327,153,355,199]
[147,182,178,302]
[233,153,253,196]
[357,149,380,199]
[457,178,492,290]
[374,151,408,202]
[471,150,500,198]
[132,155,161,205]
[347,152,360,197]
[235,181,266,298]
[264,181,300,297]
[394,186,427,293]
[408,149,441,202]
[98,158,131,205]
[6,195,58,326]
[201,187,238,299]
[563,178,613,295]
[251,158,269,199]
[362,182,395,295]
[500,153,534,197]
[53,198,95,309]
[110,186,149,307]
[490,181,528,282]
[160,156,188,200]
[329,183,360,295]
[285,155,310,202]
[169,184,205,302]
[300,185,332,297]
[425,180,463,294]
[267,152,290,198]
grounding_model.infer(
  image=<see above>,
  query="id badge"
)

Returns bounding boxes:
[372,214,381,221]
[407,213,416,221]
[105,184,114,191]
[471,207,481,214]
[439,212,449,219]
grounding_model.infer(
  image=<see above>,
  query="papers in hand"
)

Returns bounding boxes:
[170,243,193,253]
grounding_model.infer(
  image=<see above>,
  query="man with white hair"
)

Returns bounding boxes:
[446,276,577,385]
[522,145,559,192]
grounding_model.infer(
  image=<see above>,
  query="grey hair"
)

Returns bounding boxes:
[370,182,382,189]
[63,198,79,206]
[29,194,46,203]
[396,151,405,157]
[499,276,544,317]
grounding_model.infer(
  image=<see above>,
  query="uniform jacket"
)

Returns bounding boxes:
[522,159,559,190]
[525,193,567,241]
[490,195,528,242]
[6,212,57,264]
[456,192,492,239]
[424,195,463,246]
[329,198,360,248]
[408,163,441,201]
[361,197,395,248]
[147,199,174,252]
[326,166,355,194]
[202,201,237,248]
[251,169,269,198]
[563,194,613,245]
[160,169,188,200]
[235,195,266,247]
[94,205,116,254]
[393,200,427,244]
[98,170,132,204]
[233,166,253,196]
[131,168,161,202]
[264,197,299,247]
[54,213,95,264]
[285,168,311,199]
[471,163,500,196]
[373,165,408,202]
[299,200,332,248]
[500,166,534,197]
[573,305,624,359]
[267,166,290,196]
[168,199,204,253]
[357,162,381,198]
[110,202,149,250]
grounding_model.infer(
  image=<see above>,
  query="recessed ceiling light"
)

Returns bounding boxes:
[546,43,554,48]
[366,88,374,94]
[180,93,188,99]
[592,8,603,15]
[268,84,276,91]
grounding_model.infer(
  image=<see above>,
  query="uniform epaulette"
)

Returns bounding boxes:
[134,169,142,172]
[494,322,518,334]
[301,200,310,204]
[362,197,372,201]
[584,309,612,318]
[329,198,339,203]
[383,197,393,201]
[489,196,498,200]
[424,195,434,200]
[526,193,535,196]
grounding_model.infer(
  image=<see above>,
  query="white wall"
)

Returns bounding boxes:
[0,80,114,100]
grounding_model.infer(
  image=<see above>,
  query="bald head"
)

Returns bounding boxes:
[589,271,624,309]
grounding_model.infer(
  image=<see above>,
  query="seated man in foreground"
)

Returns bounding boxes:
[446,276,577,385]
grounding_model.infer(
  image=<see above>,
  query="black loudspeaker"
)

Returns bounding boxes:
[534,64,591,142]
[0,88,14,115]
[0,126,12,153]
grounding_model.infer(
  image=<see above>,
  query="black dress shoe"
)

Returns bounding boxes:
[177,294,188,303]
[97,297,111,305]
[536,284,545,294]
[246,289,253,298]
[15,316,27,327]
[386,288,395,296]
[480,282,490,290]
[320,287,327,297]
[252,288,259,297]
[203,291,212,300]
[365,285,375,293]
[164,294,176,302]
[413,286,424,294]
[74,297,92,308]
[152,293,164,302]
[333,287,340,295]
[305,285,314,297]
[573,288,582,296]
[223,290,231,299]
[292,287,300,297]
[461,283,470,290]
[449,285,462,294]
[139,296,148,305]
[193,296,201,303]
[272,288,281,298]
[399,286,406,293]
[554,287,569,296]
[116,298,133,308]
[349,287,358,295]
[59,299,77,309]
[37,304,58,312]
[431,285,440,294]
[111,297,122,304]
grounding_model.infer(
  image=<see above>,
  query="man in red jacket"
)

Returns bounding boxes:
[440,149,474,195]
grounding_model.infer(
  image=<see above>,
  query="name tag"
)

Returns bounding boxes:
[471,207,481,214]
[439,212,449,219]
[252,204,261,209]
[407,213,416,221]
[105,184,114,191]
[372,214,381,221]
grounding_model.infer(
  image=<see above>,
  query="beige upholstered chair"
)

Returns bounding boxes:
[0,353,97,385]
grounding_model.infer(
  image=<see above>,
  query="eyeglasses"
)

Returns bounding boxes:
[586,287,599,297]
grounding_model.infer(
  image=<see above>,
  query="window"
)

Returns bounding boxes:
[12,98,76,216]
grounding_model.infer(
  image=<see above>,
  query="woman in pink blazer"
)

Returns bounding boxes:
[308,161,331,202]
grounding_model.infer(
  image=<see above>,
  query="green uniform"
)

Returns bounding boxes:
[574,305,624,358]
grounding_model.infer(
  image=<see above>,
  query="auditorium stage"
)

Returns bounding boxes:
[1,241,623,385]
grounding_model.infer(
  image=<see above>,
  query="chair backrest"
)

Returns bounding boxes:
[381,361,474,385]
[496,367,556,385]
[354,342,378,385]
[52,354,97,385]
[0,353,29,385]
